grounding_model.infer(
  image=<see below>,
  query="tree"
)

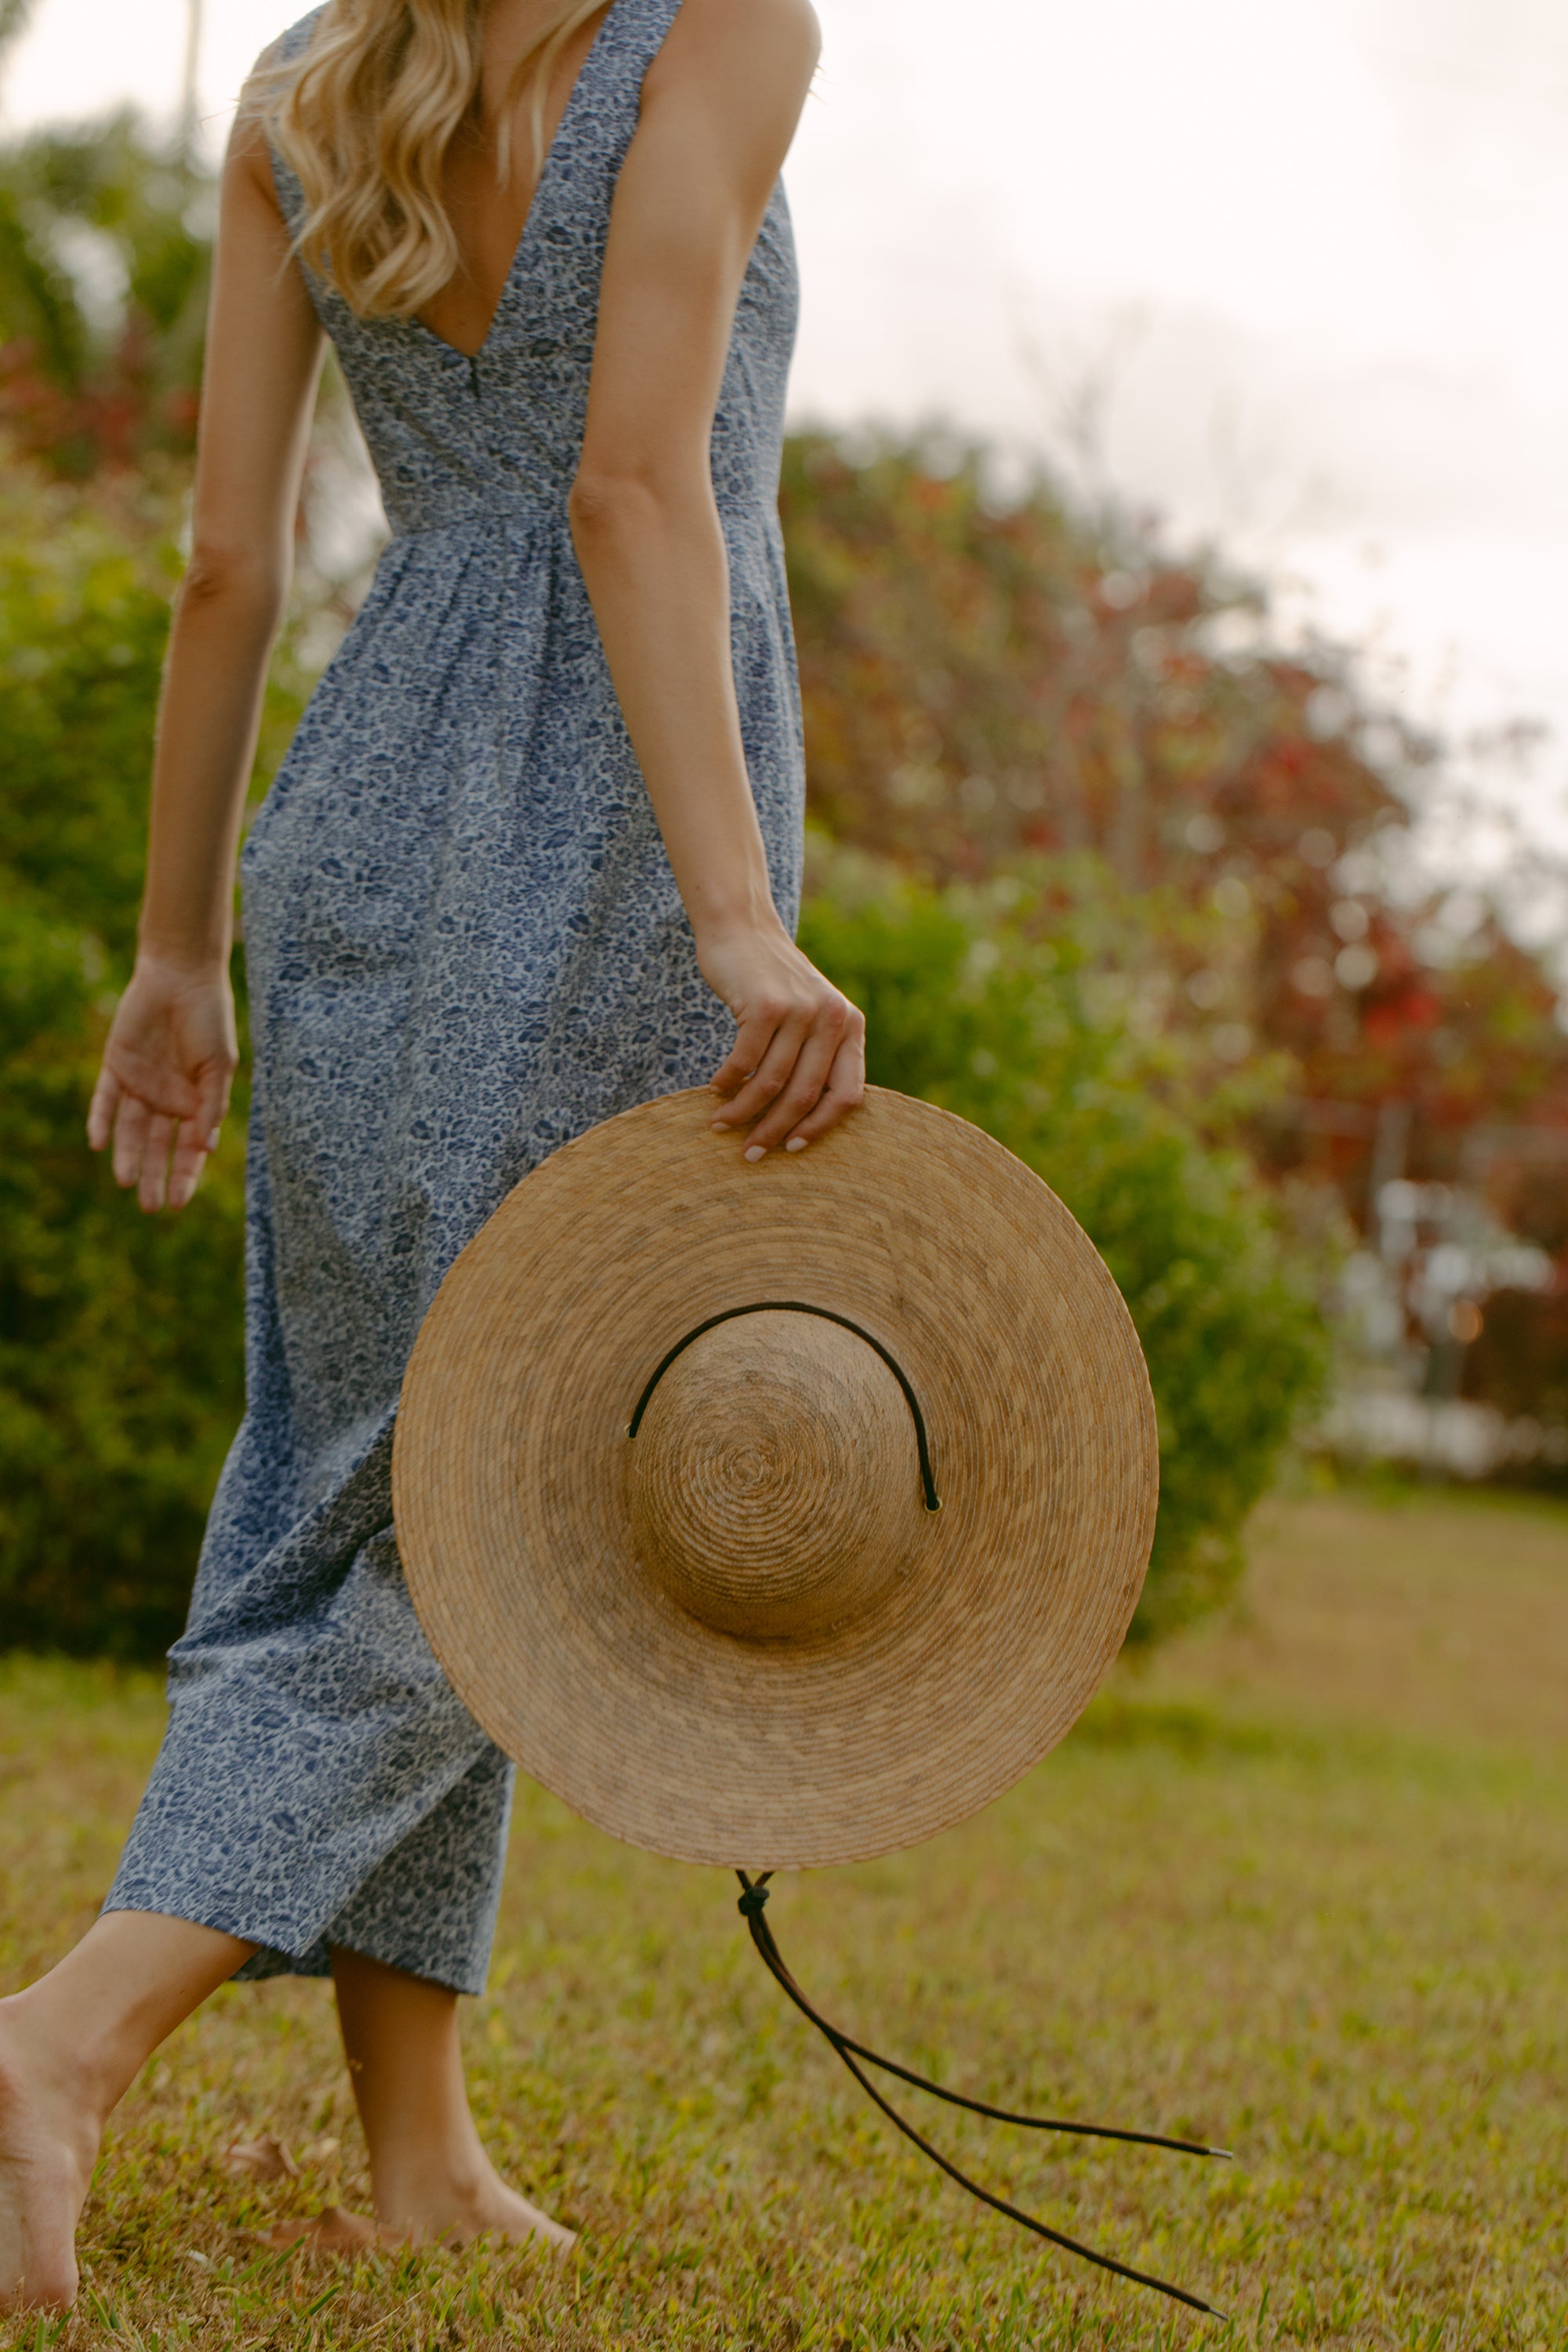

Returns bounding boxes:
[782,432,1568,1207]
[0,114,210,477]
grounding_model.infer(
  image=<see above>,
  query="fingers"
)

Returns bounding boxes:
[167,1118,211,1212]
[102,1068,226,1213]
[737,1012,846,1156]
[139,1113,178,1214]
[709,1011,783,1105]
[710,991,864,1160]
[89,963,238,1210]
[112,1092,151,1192]
[701,933,864,1156]
[710,1007,812,1138]
[177,1063,234,1205]
[111,1095,208,1214]
[87,1064,122,1152]
[205,1060,235,1142]
[782,1025,866,1149]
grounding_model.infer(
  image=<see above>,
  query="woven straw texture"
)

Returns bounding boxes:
[393,1087,1157,1867]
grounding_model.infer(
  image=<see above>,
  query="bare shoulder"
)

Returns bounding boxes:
[647,0,822,110]
[227,39,289,213]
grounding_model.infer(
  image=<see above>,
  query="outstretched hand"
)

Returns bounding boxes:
[87,958,239,1213]
[700,921,865,1158]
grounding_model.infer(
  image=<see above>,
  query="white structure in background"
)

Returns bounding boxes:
[1376,1178,1552,1342]
[1320,1388,1568,1479]
[1326,1175,1560,1479]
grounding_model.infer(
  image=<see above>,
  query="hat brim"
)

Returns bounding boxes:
[393,1087,1157,1868]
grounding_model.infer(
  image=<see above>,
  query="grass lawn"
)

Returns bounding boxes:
[3,1479,1567,2350]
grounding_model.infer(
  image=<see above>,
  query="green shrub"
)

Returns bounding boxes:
[799,852,1327,1642]
[0,474,251,1656]
[0,877,245,1654]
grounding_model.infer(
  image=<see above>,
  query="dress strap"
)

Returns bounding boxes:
[274,3,325,67]
[583,0,686,117]
[527,0,685,220]
[601,0,684,60]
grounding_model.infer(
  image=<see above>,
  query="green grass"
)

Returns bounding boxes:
[4,1484,1568,2350]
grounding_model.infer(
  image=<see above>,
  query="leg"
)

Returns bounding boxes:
[329,1946,572,2250]
[0,1911,254,2312]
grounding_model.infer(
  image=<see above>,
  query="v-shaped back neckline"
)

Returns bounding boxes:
[412,0,629,364]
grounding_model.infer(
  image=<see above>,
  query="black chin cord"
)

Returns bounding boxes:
[735,1871,1229,2321]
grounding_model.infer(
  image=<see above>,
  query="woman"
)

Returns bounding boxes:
[0,0,859,2309]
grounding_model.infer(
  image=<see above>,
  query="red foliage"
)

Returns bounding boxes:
[780,431,1568,1227]
[0,319,199,480]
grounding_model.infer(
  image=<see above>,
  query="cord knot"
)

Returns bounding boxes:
[736,1882,771,1920]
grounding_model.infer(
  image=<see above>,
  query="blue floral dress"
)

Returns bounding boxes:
[105,0,804,1992]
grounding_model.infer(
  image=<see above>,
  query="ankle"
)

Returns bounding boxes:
[0,1991,128,2136]
[369,2137,493,2223]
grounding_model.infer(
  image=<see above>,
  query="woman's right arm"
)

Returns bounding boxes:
[570,0,864,1160]
[87,97,325,1213]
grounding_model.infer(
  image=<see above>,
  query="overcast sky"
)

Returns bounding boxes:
[7,0,1568,875]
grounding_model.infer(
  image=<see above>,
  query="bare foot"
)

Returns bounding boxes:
[0,1998,101,2313]
[376,2160,575,2253]
[263,2180,572,2257]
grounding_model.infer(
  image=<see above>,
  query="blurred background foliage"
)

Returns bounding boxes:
[799,850,1327,1642]
[3,110,1566,1657]
[0,63,209,481]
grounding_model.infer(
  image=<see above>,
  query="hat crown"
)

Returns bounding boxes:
[626,1311,927,1642]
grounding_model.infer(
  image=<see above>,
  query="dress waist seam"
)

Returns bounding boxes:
[385,494,780,544]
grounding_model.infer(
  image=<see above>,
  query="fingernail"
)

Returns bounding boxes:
[785,1137,808,1152]
[710,1119,728,1132]
[207,1129,222,1152]
[743,1145,766,1163]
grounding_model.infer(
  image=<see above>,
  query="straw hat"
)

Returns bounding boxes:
[392,1086,1157,1868]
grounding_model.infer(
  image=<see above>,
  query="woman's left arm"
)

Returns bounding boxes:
[88,96,325,1210]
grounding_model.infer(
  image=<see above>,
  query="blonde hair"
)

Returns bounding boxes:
[259,0,606,321]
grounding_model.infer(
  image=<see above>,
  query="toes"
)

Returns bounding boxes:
[220,2134,298,2182]
[518,2201,576,2253]
[260,2204,385,2253]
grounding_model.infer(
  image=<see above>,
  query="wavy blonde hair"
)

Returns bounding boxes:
[259,0,606,320]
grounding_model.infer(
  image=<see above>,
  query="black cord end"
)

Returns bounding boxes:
[732,1867,1228,2321]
